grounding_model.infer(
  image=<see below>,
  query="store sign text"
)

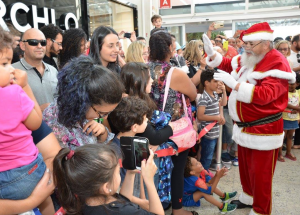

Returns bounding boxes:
[0,0,78,32]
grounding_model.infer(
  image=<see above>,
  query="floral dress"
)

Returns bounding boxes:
[43,100,114,149]
[149,61,192,122]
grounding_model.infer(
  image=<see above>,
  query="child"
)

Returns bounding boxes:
[53,144,164,215]
[197,69,227,171]
[183,157,237,214]
[0,27,54,214]
[280,81,299,161]
[150,14,166,36]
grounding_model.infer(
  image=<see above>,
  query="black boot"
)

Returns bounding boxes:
[230,200,252,209]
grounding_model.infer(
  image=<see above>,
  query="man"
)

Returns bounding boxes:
[214,36,223,49]
[12,28,58,112]
[203,22,295,215]
[40,24,63,70]
[287,34,300,72]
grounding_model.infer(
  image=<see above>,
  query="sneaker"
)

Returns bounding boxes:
[221,152,234,162]
[220,191,237,202]
[232,157,239,166]
[220,203,238,214]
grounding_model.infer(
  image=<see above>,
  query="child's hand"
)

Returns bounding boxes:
[141,149,157,184]
[216,167,228,178]
[291,109,298,114]
[218,116,226,125]
[83,120,106,137]
[12,69,28,88]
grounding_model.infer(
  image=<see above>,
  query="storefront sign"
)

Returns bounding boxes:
[0,0,78,32]
[160,0,172,9]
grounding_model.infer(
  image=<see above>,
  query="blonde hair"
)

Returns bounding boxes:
[125,41,146,63]
[183,39,204,66]
[275,40,291,57]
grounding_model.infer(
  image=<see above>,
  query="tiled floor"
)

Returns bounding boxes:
[165,149,300,215]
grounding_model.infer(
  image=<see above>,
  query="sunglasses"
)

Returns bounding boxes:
[22,39,47,46]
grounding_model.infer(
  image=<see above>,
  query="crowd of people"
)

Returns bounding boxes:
[0,13,299,215]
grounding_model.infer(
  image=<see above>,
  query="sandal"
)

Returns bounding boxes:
[292,145,300,149]
[277,156,285,162]
[284,154,297,161]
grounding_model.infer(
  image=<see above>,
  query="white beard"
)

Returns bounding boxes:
[240,51,264,69]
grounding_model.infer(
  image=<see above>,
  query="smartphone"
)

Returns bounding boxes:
[223,40,228,52]
[120,136,150,170]
[214,21,224,30]
[133,137,150,170]
[124,32,131,39]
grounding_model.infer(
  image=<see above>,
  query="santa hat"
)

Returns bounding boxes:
[240,22,273,42]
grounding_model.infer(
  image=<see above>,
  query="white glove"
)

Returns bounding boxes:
[214,69,238,90]
[202,34,215,57]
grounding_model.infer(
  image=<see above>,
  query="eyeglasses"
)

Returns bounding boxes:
[215,40,222,44]
[91,105,113,119]
[278,48,288,52]
[242,41,263,49]
[51,39,62,47]
[22,39,47,46]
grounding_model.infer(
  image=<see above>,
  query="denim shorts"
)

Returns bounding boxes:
[283,120,299,130]
[0,153,46,200]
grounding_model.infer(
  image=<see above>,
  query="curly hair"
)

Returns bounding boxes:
[184,156,193,178]
[149,31,172,62]
[53,144,121,215]
[120,62,156,118]
[57,55,124,129]
[109,97,149,133]
[89,26,120,73]
[199,68,216,93]
[183,40,204,66]
[58,28,87,69]
[0,26,13,51]
[40,24,63,40]
[125,41,146,63]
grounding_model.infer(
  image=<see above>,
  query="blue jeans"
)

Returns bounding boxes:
[0,153,46,200]
[200,137,218,170]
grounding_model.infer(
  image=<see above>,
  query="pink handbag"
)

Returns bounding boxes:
[162,67,197,150]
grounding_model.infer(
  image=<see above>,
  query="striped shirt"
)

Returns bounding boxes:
[197,90,220,139]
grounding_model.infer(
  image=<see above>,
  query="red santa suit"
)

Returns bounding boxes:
[206,22,295,215]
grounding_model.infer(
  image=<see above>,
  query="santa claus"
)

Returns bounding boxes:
[203,22,295,215]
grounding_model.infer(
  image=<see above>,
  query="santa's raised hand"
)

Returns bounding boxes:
[202,34,215,57]
[214,69,238,90]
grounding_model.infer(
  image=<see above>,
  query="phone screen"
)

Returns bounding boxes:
[133,138,149,170]
[124,33,131,38]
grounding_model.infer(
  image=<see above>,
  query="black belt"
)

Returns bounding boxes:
[235,112,282,128]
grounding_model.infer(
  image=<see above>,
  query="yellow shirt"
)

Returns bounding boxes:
[283,91,300,121]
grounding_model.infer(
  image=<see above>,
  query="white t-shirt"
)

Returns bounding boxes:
[287,50,300,70]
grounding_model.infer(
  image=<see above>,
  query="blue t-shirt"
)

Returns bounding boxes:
[184,174,212,195]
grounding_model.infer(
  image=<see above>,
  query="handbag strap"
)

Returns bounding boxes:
[162,67,188,116]
[155,147,188,158]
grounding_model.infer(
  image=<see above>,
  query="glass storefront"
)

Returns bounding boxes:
[195,1,245,13]
[248,0,300,10]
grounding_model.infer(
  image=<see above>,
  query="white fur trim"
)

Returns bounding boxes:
[231,69,238,80]
[233,124,284,150]
[249,209,257,215]
[238,192,253,205]
[228,91,240,122]
[242,32,273,42]
[236,82,255,104]
[206,51,222,68]
[231,55,240,71]
[247,69,295,85]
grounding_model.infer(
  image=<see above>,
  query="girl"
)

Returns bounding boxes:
[89,26,121,74]
[0,27,54,214]
[125,41,149,63]
[53,144,164,215]
[43,55,124,149]
[148,30,197,215]
[280,82,299,161]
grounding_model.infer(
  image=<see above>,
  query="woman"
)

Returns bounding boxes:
[58,28,87,69]
[125,41,149,63]
[275,40,293,69]
[148,31,197,215]
[43,55,124,149]
[89,26,121,74]
[183,39,206,86]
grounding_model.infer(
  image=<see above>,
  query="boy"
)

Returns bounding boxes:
[109,97,149,179]
[197,69,227,171]
[183,157,237,214]
[150,15,166,36]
